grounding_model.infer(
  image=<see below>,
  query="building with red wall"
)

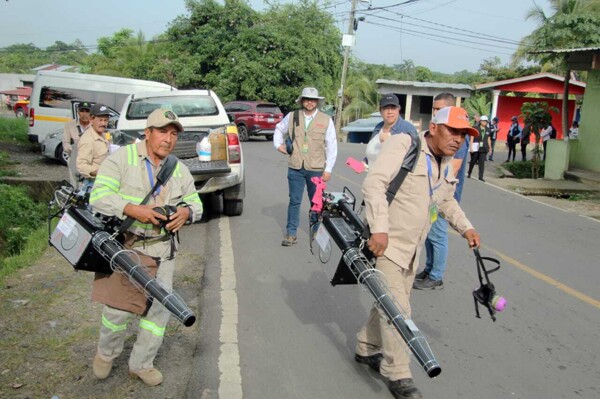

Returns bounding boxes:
[476,73,585,141]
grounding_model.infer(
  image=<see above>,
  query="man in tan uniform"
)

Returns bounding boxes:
[63,101,92,188]
[76,103,111,194]
[355,106,481,398]
[273,87,337,246]
[89,109,203,386]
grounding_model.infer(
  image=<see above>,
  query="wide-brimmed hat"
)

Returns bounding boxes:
[295,87,324,103]
[432,106,479,137]
[146,108,183,132]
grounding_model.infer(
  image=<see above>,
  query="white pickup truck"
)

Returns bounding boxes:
[114,90,244,216]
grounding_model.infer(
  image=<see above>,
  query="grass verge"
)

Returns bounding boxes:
[0,224,49,283]
[0,117,29,144]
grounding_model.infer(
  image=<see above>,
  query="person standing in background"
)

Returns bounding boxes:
[488,116,500,161]
[414,93,470,290]
[506,116,521,163]
[63,101,92,188]
[467,115,491,182]
[273,87,337,247]
[76,104,111,194]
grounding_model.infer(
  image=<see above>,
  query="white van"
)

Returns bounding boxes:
[28,70,174,143]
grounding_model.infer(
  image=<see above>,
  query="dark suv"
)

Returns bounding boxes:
[224,101,283,142]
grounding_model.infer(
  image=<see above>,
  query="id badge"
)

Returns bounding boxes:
[302,143,309,153]
[429,203,438,224]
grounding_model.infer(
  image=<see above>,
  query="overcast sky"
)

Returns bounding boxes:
[0,0,551,74]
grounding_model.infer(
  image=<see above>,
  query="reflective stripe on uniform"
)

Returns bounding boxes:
[132,220,155,230]
[140,318,166,337]
[102,314,128,332]
[95,174,120,192]
[183,192,202,205]
[127,144,139,166]
[89,187,114,203]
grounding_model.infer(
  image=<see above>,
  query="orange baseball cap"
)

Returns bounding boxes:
[432,106,479,137]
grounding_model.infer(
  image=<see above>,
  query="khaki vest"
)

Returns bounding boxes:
[286,111,330,171]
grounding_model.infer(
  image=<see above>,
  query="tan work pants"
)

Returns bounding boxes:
[96,241,174,371]
[355,256,416,381]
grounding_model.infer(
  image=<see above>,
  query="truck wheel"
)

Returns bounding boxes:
[223,199,243,216]
[15,108,25,118]
[57,144,69,166]
[237,125,249,142]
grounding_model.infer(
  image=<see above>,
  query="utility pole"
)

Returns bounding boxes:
[334,0,358,141]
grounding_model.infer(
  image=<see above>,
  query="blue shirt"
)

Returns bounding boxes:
[454,136,469,203]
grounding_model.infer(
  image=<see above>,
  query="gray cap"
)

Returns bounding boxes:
[379,94,400,108]
[90,103,110,117]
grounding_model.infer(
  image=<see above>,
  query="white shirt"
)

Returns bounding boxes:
[540,126,553,142]
[273,109,338,173]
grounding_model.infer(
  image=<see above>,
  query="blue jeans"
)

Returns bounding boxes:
[424,216,448,281]
[286,167,322,236]
[79,178,94,196]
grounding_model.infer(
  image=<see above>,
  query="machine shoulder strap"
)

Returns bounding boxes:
[118,154,179,234]
[385,131,421,204]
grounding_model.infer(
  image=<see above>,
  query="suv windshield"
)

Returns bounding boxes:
[256,104,282,114]
[126,95,219,119]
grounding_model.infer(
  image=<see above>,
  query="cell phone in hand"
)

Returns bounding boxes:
[346,157,365,174]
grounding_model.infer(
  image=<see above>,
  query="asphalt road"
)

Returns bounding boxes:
[191,139,600,399]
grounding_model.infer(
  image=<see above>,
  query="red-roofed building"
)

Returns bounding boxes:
[476,73,586,140]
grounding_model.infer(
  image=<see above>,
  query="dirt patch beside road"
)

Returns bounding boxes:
[0,246,205,399]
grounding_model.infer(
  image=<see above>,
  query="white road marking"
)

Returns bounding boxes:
[218,217,243,398]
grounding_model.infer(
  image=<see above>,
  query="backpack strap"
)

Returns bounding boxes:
[385,131,421,204]
[292,110,299,142]
[361,131,421,239]
[118,154,179,234]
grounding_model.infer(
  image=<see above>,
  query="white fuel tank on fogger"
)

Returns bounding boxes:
[48,184,196,327]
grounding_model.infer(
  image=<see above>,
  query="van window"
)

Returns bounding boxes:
[39,86,129,111]
[126,95,219,119]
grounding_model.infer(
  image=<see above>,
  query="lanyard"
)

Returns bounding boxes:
[145,159,161,198]
[426,154,447,198]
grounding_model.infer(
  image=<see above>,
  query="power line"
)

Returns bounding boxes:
[362,12,522,50]
[362,20,514,56]
[366,7,527,46]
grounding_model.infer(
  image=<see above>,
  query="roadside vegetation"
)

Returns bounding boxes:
[0,117,48,282]
[504,160,546,179]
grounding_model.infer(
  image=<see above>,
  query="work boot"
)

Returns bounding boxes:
[355,353,384,373]
[413,276,444,290]
[281,235,297,246]
[129,367,163,386]
[92,353,113,379]
[414,270,428,281]
[388,378,423,398]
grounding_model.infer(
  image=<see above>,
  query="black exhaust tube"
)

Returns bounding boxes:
[92,231,196,327]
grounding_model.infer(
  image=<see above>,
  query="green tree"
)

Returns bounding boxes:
[342,73,378,124]
[464,92,491,120]
[157,0,342,111]
[516,0,600,135]
[520,101,559,178]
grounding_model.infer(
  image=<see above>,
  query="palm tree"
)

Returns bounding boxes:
[342,74,378,125]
